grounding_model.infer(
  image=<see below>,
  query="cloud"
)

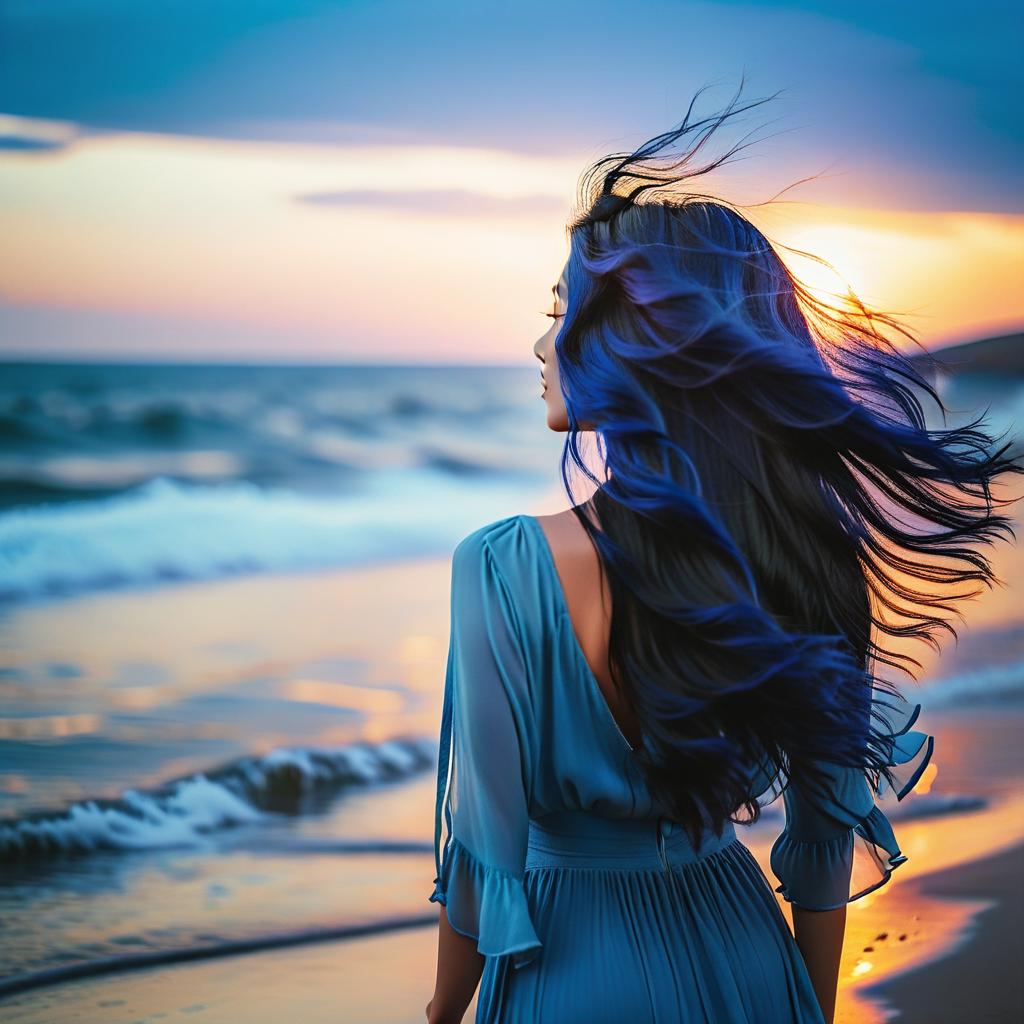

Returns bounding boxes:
[0,114,80,154]
[1,1,1021,212]
[295,188,566,218]
[0,136,65,152]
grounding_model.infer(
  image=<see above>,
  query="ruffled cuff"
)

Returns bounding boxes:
[770,804,909,910]
[429,835,542,969]
[769,703,935,912]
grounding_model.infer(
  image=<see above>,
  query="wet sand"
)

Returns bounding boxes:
[857,842,1024,1024]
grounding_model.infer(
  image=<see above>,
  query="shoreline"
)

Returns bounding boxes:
[1,834,1020,1023]
[856,841,1024,1023]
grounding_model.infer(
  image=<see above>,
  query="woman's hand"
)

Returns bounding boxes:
[425,994,463,1024]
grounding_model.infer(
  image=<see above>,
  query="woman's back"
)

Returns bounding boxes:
[532,505,643,753]
[531,505,643,751]
[429,512,935,1023]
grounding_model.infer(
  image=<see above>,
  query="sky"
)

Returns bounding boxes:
[1,0,1022,363]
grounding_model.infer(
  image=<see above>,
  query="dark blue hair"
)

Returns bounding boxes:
[554,80,1023,848]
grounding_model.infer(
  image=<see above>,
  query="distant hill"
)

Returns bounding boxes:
[907,330,1023,378]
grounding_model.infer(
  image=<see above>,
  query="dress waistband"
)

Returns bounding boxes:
[525,810,738,874]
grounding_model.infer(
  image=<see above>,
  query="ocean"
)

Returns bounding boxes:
[0,361,565,603]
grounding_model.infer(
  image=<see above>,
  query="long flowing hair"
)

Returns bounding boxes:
[554,79,1023,847]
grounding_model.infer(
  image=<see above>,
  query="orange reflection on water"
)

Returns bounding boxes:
[0,712,104,739]
[913,760,938,795]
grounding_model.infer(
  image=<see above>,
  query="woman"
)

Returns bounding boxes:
[425,83,1022,1024]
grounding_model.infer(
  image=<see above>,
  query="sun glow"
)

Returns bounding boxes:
[2,123,1022,360]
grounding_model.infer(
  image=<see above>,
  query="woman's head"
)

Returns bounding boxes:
[541,79,1023,847]
[536,197,822,438]
[533,82,829,444]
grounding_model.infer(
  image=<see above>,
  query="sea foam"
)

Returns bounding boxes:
[0,735,436,862]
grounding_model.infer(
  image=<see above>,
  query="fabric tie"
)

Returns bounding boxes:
[525,810,737,871]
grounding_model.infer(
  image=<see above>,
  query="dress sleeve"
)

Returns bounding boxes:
[429,529,542,968]
[769,701,935,912]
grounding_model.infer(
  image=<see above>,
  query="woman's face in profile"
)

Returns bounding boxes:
[533,266,570,432]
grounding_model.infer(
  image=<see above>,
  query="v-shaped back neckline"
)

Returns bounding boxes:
[520,513,638,754]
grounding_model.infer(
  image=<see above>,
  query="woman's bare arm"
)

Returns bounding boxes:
[426,905,485,1024]
[792,903,847,1024]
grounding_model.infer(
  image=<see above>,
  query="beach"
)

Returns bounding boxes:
[3,1,1023,1018]
[1,546,1022,1022]
[1,359,1022,1022]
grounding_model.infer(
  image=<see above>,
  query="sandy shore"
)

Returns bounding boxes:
[858,842,1024,1023]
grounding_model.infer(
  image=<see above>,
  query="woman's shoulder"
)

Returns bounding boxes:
[453,513,533,564]
[450,514,543,606]
[449,515,544,654]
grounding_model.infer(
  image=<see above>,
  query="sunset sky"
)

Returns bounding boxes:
[1,0,1021,363]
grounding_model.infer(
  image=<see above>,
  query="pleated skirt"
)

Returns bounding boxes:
[476,811,827,1024]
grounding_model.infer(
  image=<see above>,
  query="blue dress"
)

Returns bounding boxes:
[429,514,935,1023]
